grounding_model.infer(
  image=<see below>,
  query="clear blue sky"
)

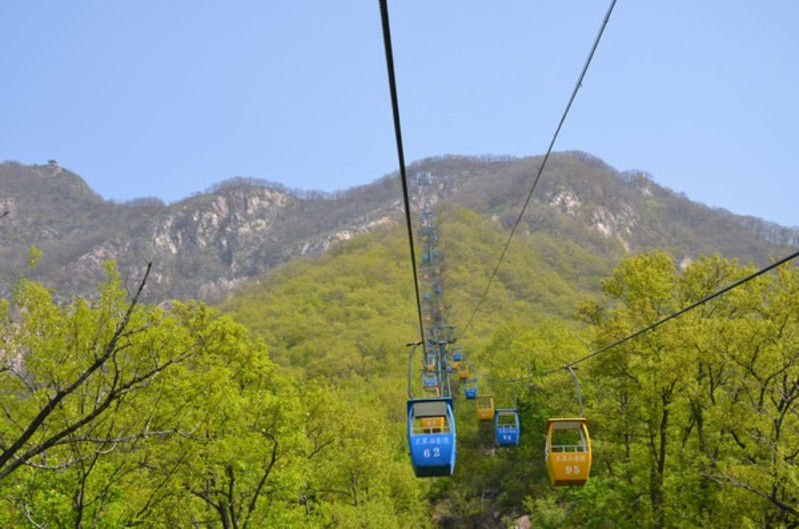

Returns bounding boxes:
[2,1,797,227]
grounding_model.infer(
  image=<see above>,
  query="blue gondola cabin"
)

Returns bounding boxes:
[495,408,520,446]
[464,378,478,399]
[407,398,457,477]
[451,347,463,362]
[423,371,438,394]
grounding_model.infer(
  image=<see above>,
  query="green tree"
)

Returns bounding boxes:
[579,252,799,528]
[0,263,258,525]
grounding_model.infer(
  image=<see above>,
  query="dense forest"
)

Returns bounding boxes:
[0,203,797,527]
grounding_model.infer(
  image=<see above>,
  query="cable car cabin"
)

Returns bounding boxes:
[451,346,463,362]
[422,371,438,393]
[458,362,470,380]
[495,408,520,446]
[449,349,461,371]
[476,394,495,421]
[425,355,437,372]
[424,386,440,397]
[407,398,457,477]
[545,418,592,486]
[464,378,478,399]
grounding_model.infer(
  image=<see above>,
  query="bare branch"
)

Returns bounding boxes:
[243,430,279,529]
[23,497,47,529]
[0,346,197,480]
[131,451,190,523]
[0,266,155,479]
[707,468,799,518]
[23,453,96,471]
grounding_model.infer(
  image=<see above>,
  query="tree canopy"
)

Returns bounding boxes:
[1,213,797,527]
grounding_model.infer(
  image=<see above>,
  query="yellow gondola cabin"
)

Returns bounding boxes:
[476,394,495,421]
[545,417,592,486]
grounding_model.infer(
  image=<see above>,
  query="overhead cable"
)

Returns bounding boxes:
[488,249,799,384]
[544,249,799,375]
[461,0,618,338]
[378,0,427,350]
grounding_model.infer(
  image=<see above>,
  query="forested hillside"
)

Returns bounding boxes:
[220,205,798,528]
[1,156,798,526]
[0,261,431,527]
[0,201,797,526]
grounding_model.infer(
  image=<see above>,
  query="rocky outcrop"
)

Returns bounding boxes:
[1,152,796,303]
[0,163,403,302]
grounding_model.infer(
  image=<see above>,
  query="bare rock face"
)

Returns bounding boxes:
[1,152,795,303]
[0,164,405,302]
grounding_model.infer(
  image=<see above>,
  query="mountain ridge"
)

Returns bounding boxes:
[0,153,795,302]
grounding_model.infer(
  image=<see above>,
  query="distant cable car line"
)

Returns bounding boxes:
[380,0,618,478]
[378,0,618,347]
[377,0,798,491]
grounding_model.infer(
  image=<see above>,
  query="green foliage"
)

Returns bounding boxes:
[0,261,431,527]
[571,252,799,528]
[3,190,798,528]
[410,247,798,528]
[221,228,422,379]
[433,205,609,353]
[220,205,799,528]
